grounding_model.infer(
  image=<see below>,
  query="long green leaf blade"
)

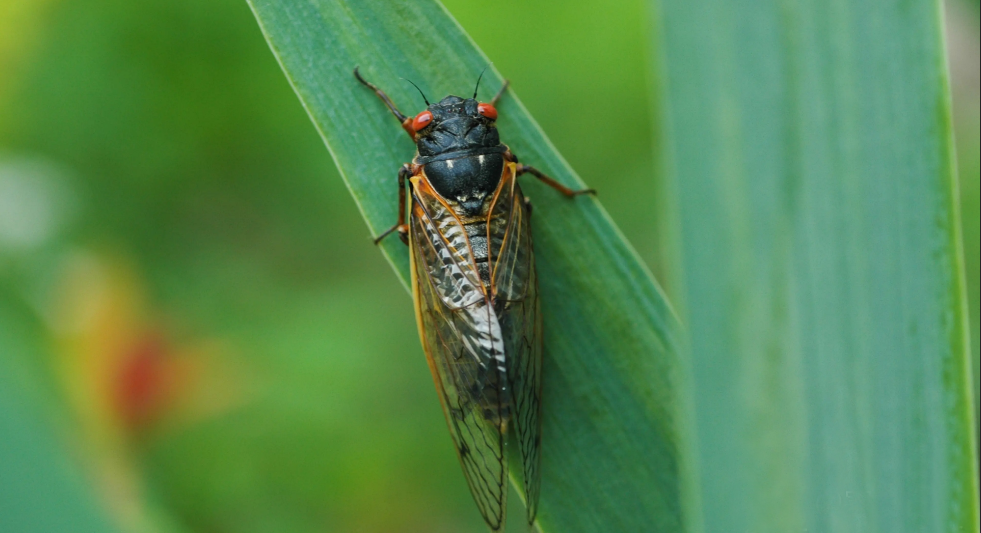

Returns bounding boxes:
[0,303,121,533]
[246,1,693,531]
[652,0,979,531]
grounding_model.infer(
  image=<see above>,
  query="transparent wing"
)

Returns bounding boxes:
[409,177,510,531]
[489,168,532,304]
[488,168,543,524]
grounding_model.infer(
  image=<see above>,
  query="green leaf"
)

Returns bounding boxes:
[651,0,980,531]
[0,303,121,533]
[246,1,693,532]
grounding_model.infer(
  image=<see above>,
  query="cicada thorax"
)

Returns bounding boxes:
[412,156,519,285]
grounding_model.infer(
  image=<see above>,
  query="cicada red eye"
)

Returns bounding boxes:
[412,110,433,132]
[478,102,497,120]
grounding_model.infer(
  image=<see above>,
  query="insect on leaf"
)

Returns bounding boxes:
[247,0,697,531]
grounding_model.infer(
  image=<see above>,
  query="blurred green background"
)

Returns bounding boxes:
[0,1,976,532]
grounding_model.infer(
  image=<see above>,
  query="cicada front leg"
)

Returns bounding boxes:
[516,163,596,197]
[505,150,596,198]
[354,67,416,139]
[373,164,412,245]
[491,81,594,199]
[490,79,510,106]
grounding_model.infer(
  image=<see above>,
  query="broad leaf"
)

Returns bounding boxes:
[652,0,980,531]
[0,303,121,533]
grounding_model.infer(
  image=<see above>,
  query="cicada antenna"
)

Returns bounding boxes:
[473,63,493,99]
[400,77,430,107]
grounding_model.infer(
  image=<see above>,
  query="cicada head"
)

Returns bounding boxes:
[399,71,509,215]
[411,95,501,158]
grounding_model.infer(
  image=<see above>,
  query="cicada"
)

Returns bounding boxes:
[355,67,592,531]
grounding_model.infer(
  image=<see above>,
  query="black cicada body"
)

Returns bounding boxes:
[355,67,592,531]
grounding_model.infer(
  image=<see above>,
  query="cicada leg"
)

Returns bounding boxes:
[374,164,412,245]
[491,83,593,199]
[354,67,416,139]
[490,79,510,106]
[515,163,596,197]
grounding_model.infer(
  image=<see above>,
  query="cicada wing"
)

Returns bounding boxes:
[489,166,543,524]
[489,165,532,304]
[409,178,510,531]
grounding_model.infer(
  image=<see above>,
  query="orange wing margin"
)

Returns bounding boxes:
[409,174,510,530]
[487,167,543,524]
[408,164,542,529]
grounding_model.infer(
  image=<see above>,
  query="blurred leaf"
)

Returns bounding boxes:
[0,302,120,533]
[246,1,692,531]
[652,0,979,531]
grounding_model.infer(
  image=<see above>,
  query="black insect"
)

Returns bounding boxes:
[355,66,593,531]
